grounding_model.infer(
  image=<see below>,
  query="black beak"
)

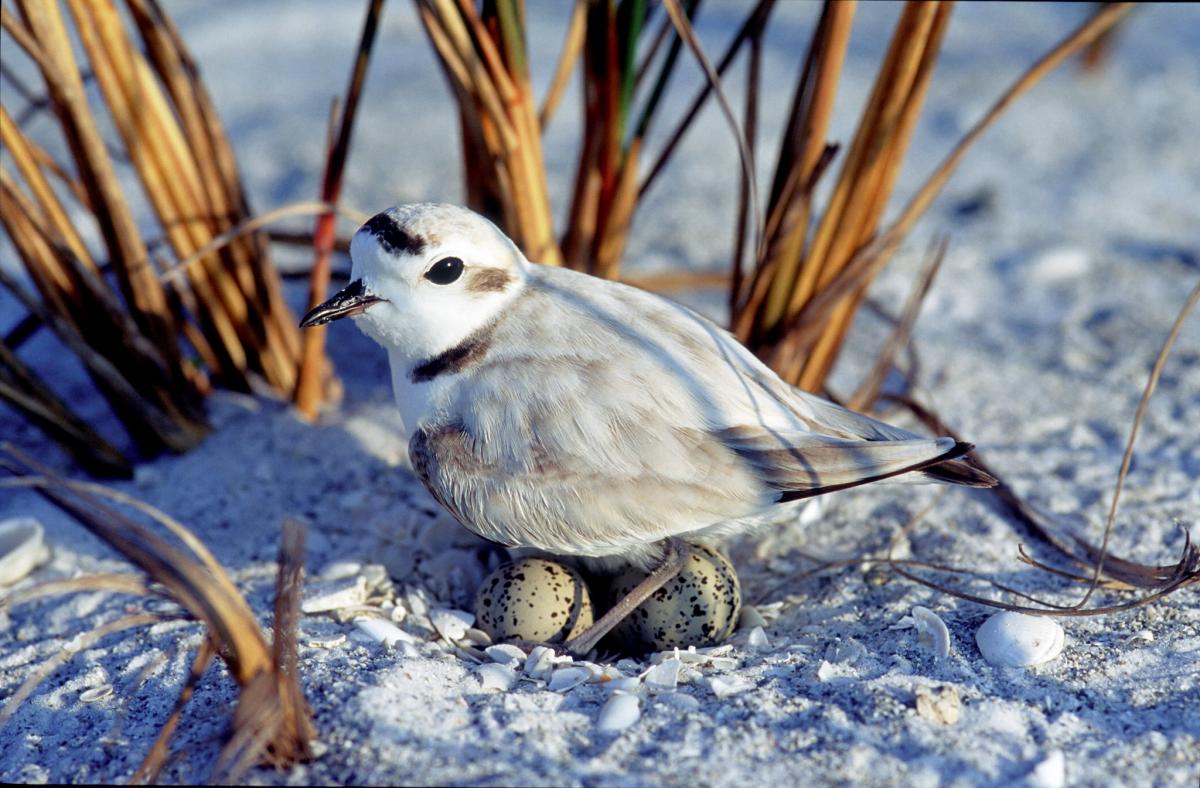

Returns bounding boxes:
[299,280,385,327]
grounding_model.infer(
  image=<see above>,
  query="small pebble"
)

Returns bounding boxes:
[595,692,640,733]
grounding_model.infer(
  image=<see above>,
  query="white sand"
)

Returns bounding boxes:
[2,2,1197,785]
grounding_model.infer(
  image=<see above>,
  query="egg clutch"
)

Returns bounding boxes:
[474,545,742,654]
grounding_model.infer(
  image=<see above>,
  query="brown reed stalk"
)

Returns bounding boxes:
[418,0,560,265]
[1,0,315,472]
[294,0,384,422]
[760,1,1133,383]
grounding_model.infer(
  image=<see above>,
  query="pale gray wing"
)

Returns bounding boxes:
[407,416,772,560]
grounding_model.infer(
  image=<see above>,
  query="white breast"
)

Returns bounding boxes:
[387,348,441,438]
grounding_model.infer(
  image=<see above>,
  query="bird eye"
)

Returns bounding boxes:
[424,257,464,285]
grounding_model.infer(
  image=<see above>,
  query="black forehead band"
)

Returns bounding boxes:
[364,212,426,256]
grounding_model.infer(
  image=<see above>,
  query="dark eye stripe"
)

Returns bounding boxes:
[424,257,464,285]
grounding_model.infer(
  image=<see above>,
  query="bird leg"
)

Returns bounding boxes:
[563,538,690,657]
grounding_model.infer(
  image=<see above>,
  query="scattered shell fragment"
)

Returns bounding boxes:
[548,666,592,692]
[476,663,518,692]
[474,558,594,644]
[301,575,369,614]
[606,675,640,693]
[1026,749,1066,788]
[595,692,640,733]
[708,675,753,699]
[909,606,952,658]
[79,685,113,703]
[485,644,527,666]
[523,645,559,681]
[305,634,347,649]
[745,626,770,651]
[610,543,741,652]
[662,692,701,711]
[430,608,475,643]
[317,560,362,581]
[976,612,1065,667]
[643,658,681,693]
[0,517,51,586]
[354,618,416,648]
[914,685,961,725]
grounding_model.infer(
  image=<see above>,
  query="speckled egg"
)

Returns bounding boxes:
[474,558,595,643]
[608,543,741,652]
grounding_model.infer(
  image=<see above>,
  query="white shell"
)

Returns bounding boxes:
[523,645,558,680]
[643,658,681,693]
[354,618,416,648]
[745,626,770,650]
[911,606,952,658]
[0,517,51,586]
[708,675,753,698]
[476,663,518,692]
[79,685,113,703]
[548,666,592,692]
[595,692,640,733]
[301,575,369,613]
[485,644,527,666]
[976,612,1065,667]
[605,675,641,693]
[429,608,475,643]
[1026,750,1066,788]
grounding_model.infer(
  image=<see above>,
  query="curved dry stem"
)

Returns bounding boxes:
[158,201,369,285]
[661,0,762,263]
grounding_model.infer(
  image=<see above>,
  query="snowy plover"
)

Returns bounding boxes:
[301,203,994,654]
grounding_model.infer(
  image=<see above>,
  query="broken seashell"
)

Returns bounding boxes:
[595,692,640,733]
[429,608,475,643]
[523,645,558,681]
[643,658,681,693]
[305,634,347,649]
[910,606,951,658]
[301,575,369,614]
[976,612,1065,667]
[354,618,416,648]
[606,675,640,693]
[485,644,527,666]
[708,675,753,699]
[0,517,51,586]
[476,663,518,692]
[79,685,113,703]
[745,626,770,651]
[548,666,592,692]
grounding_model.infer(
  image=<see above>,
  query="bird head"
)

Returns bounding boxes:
[300,204,528,362]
